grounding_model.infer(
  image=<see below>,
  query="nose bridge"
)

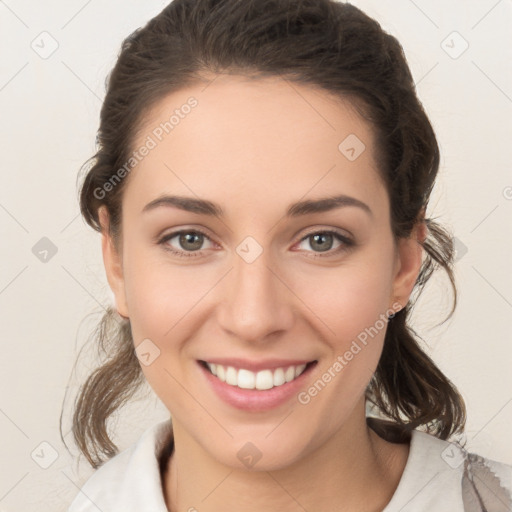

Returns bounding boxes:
[217,244,293,341]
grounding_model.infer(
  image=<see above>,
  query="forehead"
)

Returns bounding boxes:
[124,74,387,218]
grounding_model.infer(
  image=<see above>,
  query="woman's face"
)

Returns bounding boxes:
[101,74,422,470]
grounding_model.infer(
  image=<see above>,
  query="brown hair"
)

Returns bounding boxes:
[62,0,466,468]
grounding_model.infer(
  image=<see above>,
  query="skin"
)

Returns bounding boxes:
[99,74,425,512]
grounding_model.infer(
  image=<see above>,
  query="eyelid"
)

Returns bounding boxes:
[156,225,216,244]
[296,225,353,242]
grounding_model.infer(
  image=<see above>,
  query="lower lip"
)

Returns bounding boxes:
[198,361,317,412]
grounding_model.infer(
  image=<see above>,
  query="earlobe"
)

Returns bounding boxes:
[391,222,425,309]
[98,206,129,318]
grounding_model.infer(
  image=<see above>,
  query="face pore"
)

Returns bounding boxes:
[100,74,421,472]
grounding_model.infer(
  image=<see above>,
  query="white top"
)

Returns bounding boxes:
[68,419,512,512]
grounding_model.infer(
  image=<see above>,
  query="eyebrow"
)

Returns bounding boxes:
[142,194,373,218]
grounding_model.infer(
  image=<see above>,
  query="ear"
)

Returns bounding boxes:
[390,220,426,310]
[98,206,129,318]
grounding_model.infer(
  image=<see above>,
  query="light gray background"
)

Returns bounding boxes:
[1,0,511,510]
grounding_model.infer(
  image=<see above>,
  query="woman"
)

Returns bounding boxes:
[64,0,512,510]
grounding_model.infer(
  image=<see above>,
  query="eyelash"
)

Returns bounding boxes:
[157,228,354,259]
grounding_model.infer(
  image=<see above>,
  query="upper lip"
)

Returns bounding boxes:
[200,358,316,372]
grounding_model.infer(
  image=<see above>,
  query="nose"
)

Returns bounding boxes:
[216,249,295,343]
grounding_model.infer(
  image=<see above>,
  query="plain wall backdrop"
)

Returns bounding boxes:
[1,0,511,510]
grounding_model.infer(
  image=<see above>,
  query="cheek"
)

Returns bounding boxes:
[290,244,395,396]
[294,249,395,343]
[292,276,393,433]
[121,241,226,391]
[122,254,211,411]
[123,239,212,337]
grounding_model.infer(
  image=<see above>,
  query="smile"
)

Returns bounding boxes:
[204,362,309,390]
[198,359,318,411]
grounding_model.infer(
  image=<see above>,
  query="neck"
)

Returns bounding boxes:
[163,404,409,512]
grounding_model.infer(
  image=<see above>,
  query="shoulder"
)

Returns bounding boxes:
[67,419,173,512]
[381,426,512,511]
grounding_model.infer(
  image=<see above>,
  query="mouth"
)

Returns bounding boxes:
[199,360,317,391]
[197,358,318,411]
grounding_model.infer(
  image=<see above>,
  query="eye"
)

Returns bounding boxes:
[158,229,215,258]
[158,227,354,259]
[295,230,354,257]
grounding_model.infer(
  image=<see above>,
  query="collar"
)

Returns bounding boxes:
[68,419,173,512]
[382,429,465,511]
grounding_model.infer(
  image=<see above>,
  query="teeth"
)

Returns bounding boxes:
[238,368,256,389]
[295,364,306,377]
[205,362,309,390]
[255,370,273,390]
[285,366,296,382]
[273,367,285,386]
[225,366,237,385]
